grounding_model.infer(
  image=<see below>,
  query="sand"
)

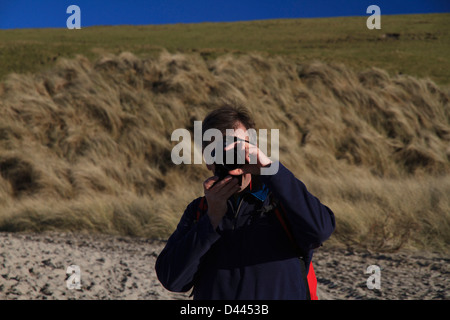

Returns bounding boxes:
[0,231,448,300]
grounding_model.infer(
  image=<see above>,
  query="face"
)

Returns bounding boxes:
[206,122,252,194]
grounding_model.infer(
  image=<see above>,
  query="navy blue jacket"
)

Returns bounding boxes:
[155,162,335,300]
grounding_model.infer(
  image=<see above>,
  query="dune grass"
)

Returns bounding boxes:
[0,50,449,252]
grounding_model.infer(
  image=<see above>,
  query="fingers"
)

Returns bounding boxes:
[225,140,258,164]
[205,175,240,196]
[203,176,219,190]
[218,178,241,198]
[224,140,249,154]
[210,176,236,192]
[224,141,237,152]
[228,164,251,176]
[204,175,237,192]
[227,168,243,176]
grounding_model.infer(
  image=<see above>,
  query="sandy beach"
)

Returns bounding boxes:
[0,231,448,300]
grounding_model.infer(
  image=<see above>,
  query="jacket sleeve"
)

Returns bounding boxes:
[155,197,221,292]
[259,161,336,253]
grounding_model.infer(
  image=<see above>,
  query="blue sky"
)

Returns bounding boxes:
[0,0,449,29]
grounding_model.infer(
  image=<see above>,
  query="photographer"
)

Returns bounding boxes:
[155,104,335,300]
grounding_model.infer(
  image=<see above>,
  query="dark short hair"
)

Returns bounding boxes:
[202,103,255,149]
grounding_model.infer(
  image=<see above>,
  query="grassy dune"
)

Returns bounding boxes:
[0,14,449,252]
[0,51,449,252]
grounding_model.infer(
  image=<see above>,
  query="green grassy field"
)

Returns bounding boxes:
[1,13,449,85]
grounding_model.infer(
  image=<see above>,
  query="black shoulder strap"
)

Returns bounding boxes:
[269,193,311,300]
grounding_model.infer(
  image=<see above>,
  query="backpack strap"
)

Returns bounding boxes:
[196,197,207,221]
[274,205,296,247]
[270,193,317,300]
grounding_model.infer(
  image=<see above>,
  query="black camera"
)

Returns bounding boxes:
[212,136,246,186]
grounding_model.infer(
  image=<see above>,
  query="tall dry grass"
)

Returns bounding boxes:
[0,51,449,252]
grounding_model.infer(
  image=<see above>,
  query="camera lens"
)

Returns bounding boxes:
[223,145,244,170]
[210,136,245,187]
[210,136,245,169]
[223,136,245,170]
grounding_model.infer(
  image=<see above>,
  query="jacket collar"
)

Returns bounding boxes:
[229,176,269,210]
[238,176,269,202]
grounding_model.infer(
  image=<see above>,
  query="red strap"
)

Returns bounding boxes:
[307,262,318,300]
[196,197,207,221]
[274,208,295,244]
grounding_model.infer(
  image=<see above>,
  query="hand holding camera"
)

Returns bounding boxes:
[211,136,272,181]
[203,136,272,230]
[203,175,240,229]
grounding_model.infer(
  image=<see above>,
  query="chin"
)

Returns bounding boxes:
[237,174,251,193]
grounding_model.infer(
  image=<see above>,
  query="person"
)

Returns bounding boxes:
[155,103,335,300]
